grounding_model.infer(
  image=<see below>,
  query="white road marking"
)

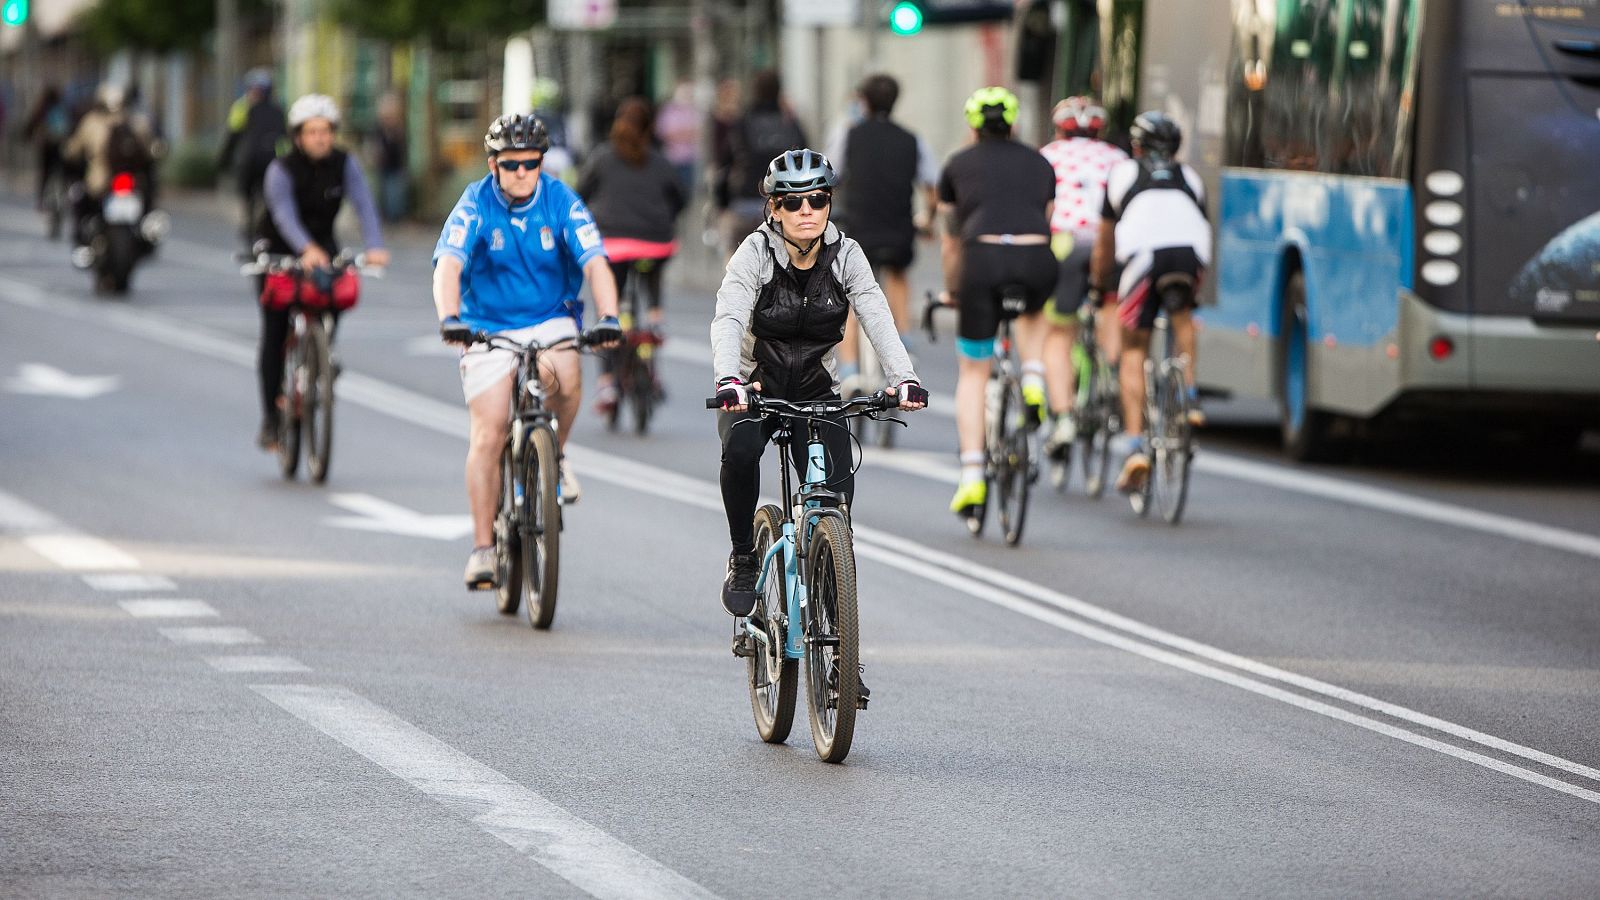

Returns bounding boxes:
[0,490,59,531]
[659,337,1600,562]
[404,335,459,357]
[119,599,219,618]
[254,684,721,900]
[159,626,262,646]
[83,573,178,592]
[325,493,474,540]
[23,534,141,571]
[4,277,1598,802]
[3,362,121,398]
[206,655,312,674]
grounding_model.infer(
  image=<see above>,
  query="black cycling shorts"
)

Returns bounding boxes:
[956,242,1056,343]
[859,240,915,272]
[1047,240,1093,322]
[1117,246,1205,331]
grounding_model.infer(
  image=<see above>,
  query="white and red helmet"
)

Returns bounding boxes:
[1051,96,1108,138]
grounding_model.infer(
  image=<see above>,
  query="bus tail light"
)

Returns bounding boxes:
[1429,336,1455,361]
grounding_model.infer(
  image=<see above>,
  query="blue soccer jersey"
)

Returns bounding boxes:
[432,173,607,333]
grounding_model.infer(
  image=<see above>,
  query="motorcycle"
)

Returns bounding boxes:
[70,171,169,296]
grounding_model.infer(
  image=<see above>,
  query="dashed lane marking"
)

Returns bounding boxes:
[118,599,220,618]
[207,656,312,674]
[159,626,262,646]
[83,573,178,592]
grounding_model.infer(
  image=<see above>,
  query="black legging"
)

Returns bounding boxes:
[35,141,62,207]
[719,407,854,554]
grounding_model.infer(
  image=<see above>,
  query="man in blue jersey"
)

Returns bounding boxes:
[433,113,623,589]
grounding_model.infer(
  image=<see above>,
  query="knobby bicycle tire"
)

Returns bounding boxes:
[748,504,796,743]
[307,317,335,484]
[805,515,859,763]
[494,441,525,616]
[523,425,561,629]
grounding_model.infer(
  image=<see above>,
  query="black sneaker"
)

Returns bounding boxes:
[721,551,759,617]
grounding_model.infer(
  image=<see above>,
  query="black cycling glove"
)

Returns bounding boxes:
[439,315,472,346]
[893,380,930,407]
[583,316,623,347]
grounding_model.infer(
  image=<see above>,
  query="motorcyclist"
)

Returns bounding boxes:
[62,84,155,253]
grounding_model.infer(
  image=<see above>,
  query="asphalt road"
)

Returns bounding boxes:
[3,191,1599,898]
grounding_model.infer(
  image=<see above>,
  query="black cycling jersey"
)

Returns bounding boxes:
[937,137,1054,241]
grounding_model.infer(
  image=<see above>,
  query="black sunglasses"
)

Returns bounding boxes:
[496,158,543,172]
[775,192,831,212]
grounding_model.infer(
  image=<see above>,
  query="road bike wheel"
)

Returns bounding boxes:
[997,380,1032,546]
[522,424,561,629]
[748,504,796,744]
[1081,403,1113,499]
[277,330,304,480]
[1155,368,1194,524]
[494,441,524,616]
[804,515,859,763]
[605,353,625,433]
[306,318,335,484]
[630,351,655,436]
[1130,370,1158,518]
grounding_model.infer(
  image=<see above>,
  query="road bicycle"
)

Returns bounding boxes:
[1053,299,1120,498]
[1128,276,1198,524]
[241,249,378,484]
[473,331,594,629]
[602,257,665,436]
[707,391,904,763]
[923,289,1039,546]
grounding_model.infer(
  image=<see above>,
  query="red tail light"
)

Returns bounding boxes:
[111,172,136,195]
[1428,336,1455,361]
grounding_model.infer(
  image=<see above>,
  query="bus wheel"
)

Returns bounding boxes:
[1277,271,1343,463]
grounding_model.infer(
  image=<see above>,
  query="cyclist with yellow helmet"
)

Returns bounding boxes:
[935,87,1057,521]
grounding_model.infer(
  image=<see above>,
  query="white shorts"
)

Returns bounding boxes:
[459,317,579,403]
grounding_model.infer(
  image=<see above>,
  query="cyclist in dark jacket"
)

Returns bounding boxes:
[219,69,287,246]
[710,149,927,620]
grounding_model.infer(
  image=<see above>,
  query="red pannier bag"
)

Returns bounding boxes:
[259,272,298,310]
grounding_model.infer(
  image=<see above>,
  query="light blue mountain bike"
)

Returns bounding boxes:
[706,391,902,763]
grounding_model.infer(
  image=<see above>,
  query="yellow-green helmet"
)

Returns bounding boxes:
[964,86,1019,131]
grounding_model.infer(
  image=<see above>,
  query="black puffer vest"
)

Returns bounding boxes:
[749,230,850,401]
[259,147,348,255]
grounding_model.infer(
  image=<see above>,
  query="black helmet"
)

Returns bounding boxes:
[484,113,551,155]
[760,149,838,196]
[1130,111,1182,159]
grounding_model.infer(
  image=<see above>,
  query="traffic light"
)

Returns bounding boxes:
[1,0,27,27]
[889,1,923,35]
[885,0,1012,35]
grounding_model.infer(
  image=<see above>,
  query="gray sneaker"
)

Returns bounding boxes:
[559,466,581,505]
[463,546,496,590]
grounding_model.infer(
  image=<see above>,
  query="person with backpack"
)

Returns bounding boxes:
[63,83,155,252]
[218,69,288,246]
[715,69,807,259]
[23,85,73,214]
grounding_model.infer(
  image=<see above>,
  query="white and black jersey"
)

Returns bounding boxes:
[1101,157,1212,266]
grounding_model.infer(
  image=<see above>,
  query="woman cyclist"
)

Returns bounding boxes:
[577,96,687,416]
[711,149,929,622]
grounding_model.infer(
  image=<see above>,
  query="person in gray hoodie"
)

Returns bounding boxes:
[710,149,929,625]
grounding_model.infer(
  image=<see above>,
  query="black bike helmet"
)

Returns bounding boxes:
[1129,111,1182,159]
[760,148,838,196]
[484,113,551,155]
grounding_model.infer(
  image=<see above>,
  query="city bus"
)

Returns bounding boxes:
[1095,0,1600,459]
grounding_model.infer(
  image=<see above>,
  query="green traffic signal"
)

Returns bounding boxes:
[1,0,27,27]
[888,1,923,36]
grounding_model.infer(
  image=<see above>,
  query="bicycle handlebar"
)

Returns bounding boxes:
[470,332,590,354]
[703,391,899,414]
[238,249,385,279]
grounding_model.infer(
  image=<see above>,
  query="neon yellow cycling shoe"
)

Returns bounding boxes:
[949,479,988,515]
[1021,382,1047,425]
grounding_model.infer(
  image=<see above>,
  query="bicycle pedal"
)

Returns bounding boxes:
[731,633,756,658]
[857,695,870,710]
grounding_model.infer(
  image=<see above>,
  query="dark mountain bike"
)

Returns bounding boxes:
[708,391,906,763]
[604,258,665,436]
[474,330,596,629]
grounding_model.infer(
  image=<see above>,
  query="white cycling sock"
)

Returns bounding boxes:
[959,451,985,485]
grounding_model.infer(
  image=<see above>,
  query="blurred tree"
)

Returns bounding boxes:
[329,0,546,43]
[80,0,266,53]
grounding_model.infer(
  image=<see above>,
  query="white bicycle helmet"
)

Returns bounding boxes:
[288,94,341,130]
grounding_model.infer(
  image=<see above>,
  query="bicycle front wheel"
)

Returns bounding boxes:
[748,504,796,743]
[804,516,859,763]
[1154,369,1194,524]
[277,329,304,480]
[996,381,1032,546]
[522,424,561,629]
[630,350,656,436]
[494,441,524,615]
[306,317,335,484]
